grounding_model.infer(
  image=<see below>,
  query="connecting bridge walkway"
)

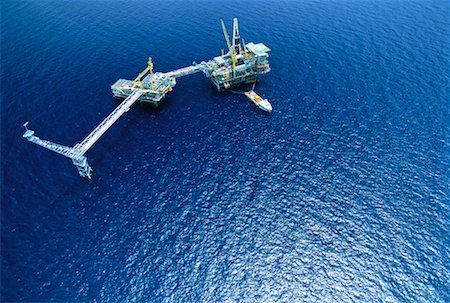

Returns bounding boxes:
[23,89,144,178]
[161,64,205,78]
[23,63,207,178]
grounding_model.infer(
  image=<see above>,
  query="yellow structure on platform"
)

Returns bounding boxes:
[132,57,154,89]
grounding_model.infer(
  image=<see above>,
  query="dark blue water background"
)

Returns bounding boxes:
[1,0,449,301]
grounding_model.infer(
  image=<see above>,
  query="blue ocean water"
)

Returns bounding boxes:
[1,0,449,301]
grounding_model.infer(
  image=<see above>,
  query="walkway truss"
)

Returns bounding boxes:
[23,89,144,178]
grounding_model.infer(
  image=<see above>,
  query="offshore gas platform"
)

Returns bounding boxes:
[23,18,271,178]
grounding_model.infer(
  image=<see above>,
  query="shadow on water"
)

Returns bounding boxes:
[112,96,170,115]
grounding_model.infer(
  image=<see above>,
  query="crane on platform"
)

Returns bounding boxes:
[132,57,153,89]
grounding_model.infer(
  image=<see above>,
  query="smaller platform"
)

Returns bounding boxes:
[111,73,176,106]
